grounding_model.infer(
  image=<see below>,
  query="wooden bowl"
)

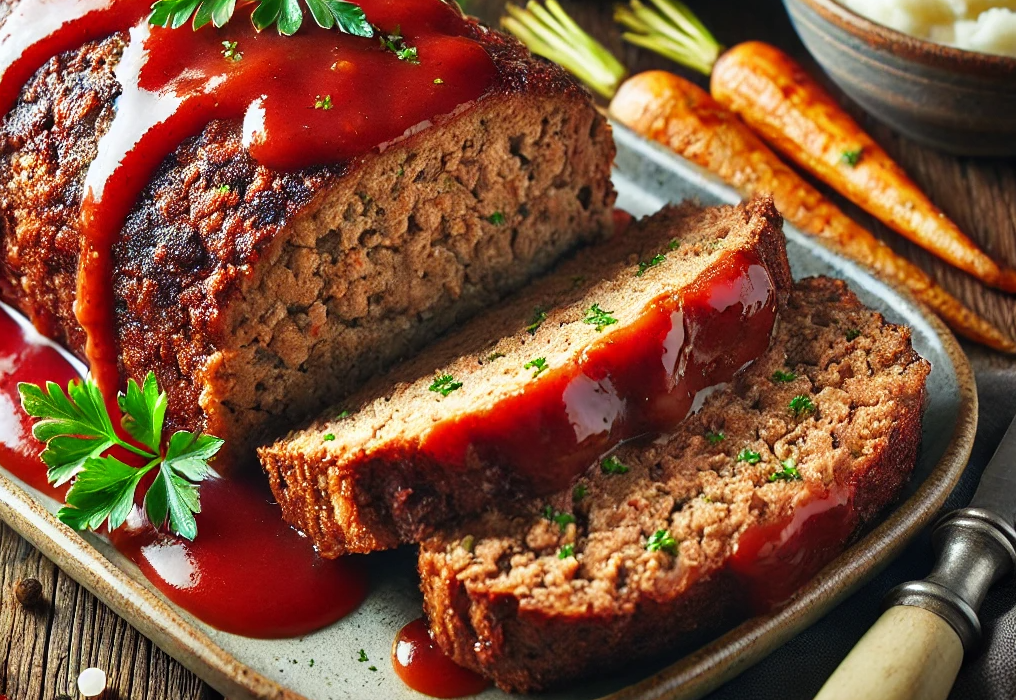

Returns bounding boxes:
[783,0,1016,156]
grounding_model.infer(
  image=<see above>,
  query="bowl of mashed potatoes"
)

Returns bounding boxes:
[783,0,1016,155]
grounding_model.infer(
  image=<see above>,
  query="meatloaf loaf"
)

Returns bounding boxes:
[418,277,930,693]
[260,197,793,556]
[0,9,615,463]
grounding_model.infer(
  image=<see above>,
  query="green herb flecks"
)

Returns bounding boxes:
[336,410,352,420]
[323,433,336,441]
[526,306,548,335]
[601,455,629,475]
[434,78,444,84]
[541,505,576,532]
[668,238,680,251]
[558,543,575,559]
[379,25,419,63]
[460,534,475,552]
[772,369,797,383]
[315,94,334,110]
[636,253,666,277]
[846,328,861,341]
[583,303,618,332]
[487,211,506,225]
[217,184,231,194]
[18,372,223,540]
[150,0,373,38]
[221,40,242,62]
[769,457,802,482]
[789,394,816,417]
[524,357,549,378]
[358,649,369,663]
[646,529,678,555]
[736,448,761,465]
[429,375,463,397]
[572,483,588,501]
[841,148,863,167]
[705,431,725,445]
[485,352,506,363]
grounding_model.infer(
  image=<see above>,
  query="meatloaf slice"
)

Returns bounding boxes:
[418,277,930,693]
[259,197,793,556]
[0,18,614,465]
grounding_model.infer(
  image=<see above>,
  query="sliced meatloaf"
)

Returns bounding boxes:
[260,197,793,556]
[418,277,930,693]
[0,14,614,464]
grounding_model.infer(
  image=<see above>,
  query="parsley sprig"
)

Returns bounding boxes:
[149,0,373,38]
[18,373,222,540]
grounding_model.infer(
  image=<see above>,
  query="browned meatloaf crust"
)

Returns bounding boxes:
[418,277,930,693]
[0,13,615,464]
[259,197,793,556]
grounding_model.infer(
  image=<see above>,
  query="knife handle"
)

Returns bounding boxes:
[813,604,962,700]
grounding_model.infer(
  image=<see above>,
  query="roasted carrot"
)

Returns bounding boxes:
[609,71,1016,353]
[709,41,1016,294]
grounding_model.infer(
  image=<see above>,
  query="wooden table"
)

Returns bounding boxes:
[1,1,1013,698]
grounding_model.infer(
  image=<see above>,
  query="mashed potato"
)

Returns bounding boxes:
[841,0,1016,57]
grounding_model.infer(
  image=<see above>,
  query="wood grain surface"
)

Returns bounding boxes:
[1,0,1013,697]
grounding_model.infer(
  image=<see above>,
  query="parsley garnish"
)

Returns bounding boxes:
[789,394,816,417]
[772,370,797,383]
[841,148,863,167]
[368,665,377,672]
[18,372,222,540]
[487,211,505,225]
[558,543,575,559]
[846,329,861,341]
[485,352,505,363]
[705,431,725,445]
[379,25,419,63]
[541,506,575,532]
[646,529,678,555]
[600,455,628,475]
[434,78,444,84]
[358,649,368,663]
[221,40,242,62]
[460,534,475,552]
[736,448,761,465]
[429,375,463,397]
[323,433,336,441]
[668,238,680,251]
[315,94,334,110]
[526,306,547,335]
[336,409,351,420]
[149,0,373,38]
[769,457,802,482]
[636,253,666,277]
[217,184,231,194]
[524,357,548,378]
[583,304,618,332]
[572,483,588,501]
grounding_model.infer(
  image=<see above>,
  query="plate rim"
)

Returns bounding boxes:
[0,125,978,700]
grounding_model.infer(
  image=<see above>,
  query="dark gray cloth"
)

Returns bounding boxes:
[707,369,1016,700]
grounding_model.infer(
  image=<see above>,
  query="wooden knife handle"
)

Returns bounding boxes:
[813,605,963,700]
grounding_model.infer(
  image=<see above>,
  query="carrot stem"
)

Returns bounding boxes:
[614,0,721,76]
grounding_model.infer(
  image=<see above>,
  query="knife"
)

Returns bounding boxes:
[814,414,1016,700]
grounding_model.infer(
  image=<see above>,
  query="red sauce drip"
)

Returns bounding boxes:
[392,618,490,698]
[409,249,780,494]
[0,304,367,637]
[729,483,855,611]
[0,1,496,397]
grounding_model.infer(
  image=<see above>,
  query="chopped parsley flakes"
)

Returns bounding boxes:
[221,40,242,62]
[217,184,231,194]
[668,238,680,251]
[636,253,666,277]
[541,506,575,532]
[841,148,863,167]
[314,94,333,110]
[771,369,797,383]
[460,534,475,552]
[358,649,368,663]
[524,357,549,378]
[646,529,678,555]
[583,303,618,332]
[526,306,548,335]
[769,457,802,482]
[558,543,575,559]
[789,394,816,417]
[572,483,588,501]
[434,78,444,84]
[600,455,628,475]
[336,410,352,420]
[485,352,506,363]
[706,431,725,445]
[487,211,505,225]
[323,433,336,441]
[736,448,762,465]
[846,328,861,341]
[429,374,462,397]
[379,26,419,63]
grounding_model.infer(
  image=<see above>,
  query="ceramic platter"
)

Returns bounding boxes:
[0,124,977,700]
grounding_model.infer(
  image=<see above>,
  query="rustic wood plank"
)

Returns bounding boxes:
[2,2,1014,698]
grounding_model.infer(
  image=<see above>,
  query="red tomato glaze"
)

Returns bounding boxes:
[0,304,367,637]
[393,618,490,698]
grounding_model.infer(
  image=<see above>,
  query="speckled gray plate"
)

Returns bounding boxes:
[0,124,976,700]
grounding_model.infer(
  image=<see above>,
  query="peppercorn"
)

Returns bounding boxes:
[14,577,42,607]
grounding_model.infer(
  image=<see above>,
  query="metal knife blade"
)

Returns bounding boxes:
[969,413,1016,528]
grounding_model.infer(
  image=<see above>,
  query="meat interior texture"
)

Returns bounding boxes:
[419,278,930,693]
[259,197,793,557]
[0,23,615,464]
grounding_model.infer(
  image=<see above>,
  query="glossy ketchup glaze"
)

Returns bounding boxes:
[0,304,368,637]
[412,249,780,495]
[393,618,490,698]
[0,0,496,396]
